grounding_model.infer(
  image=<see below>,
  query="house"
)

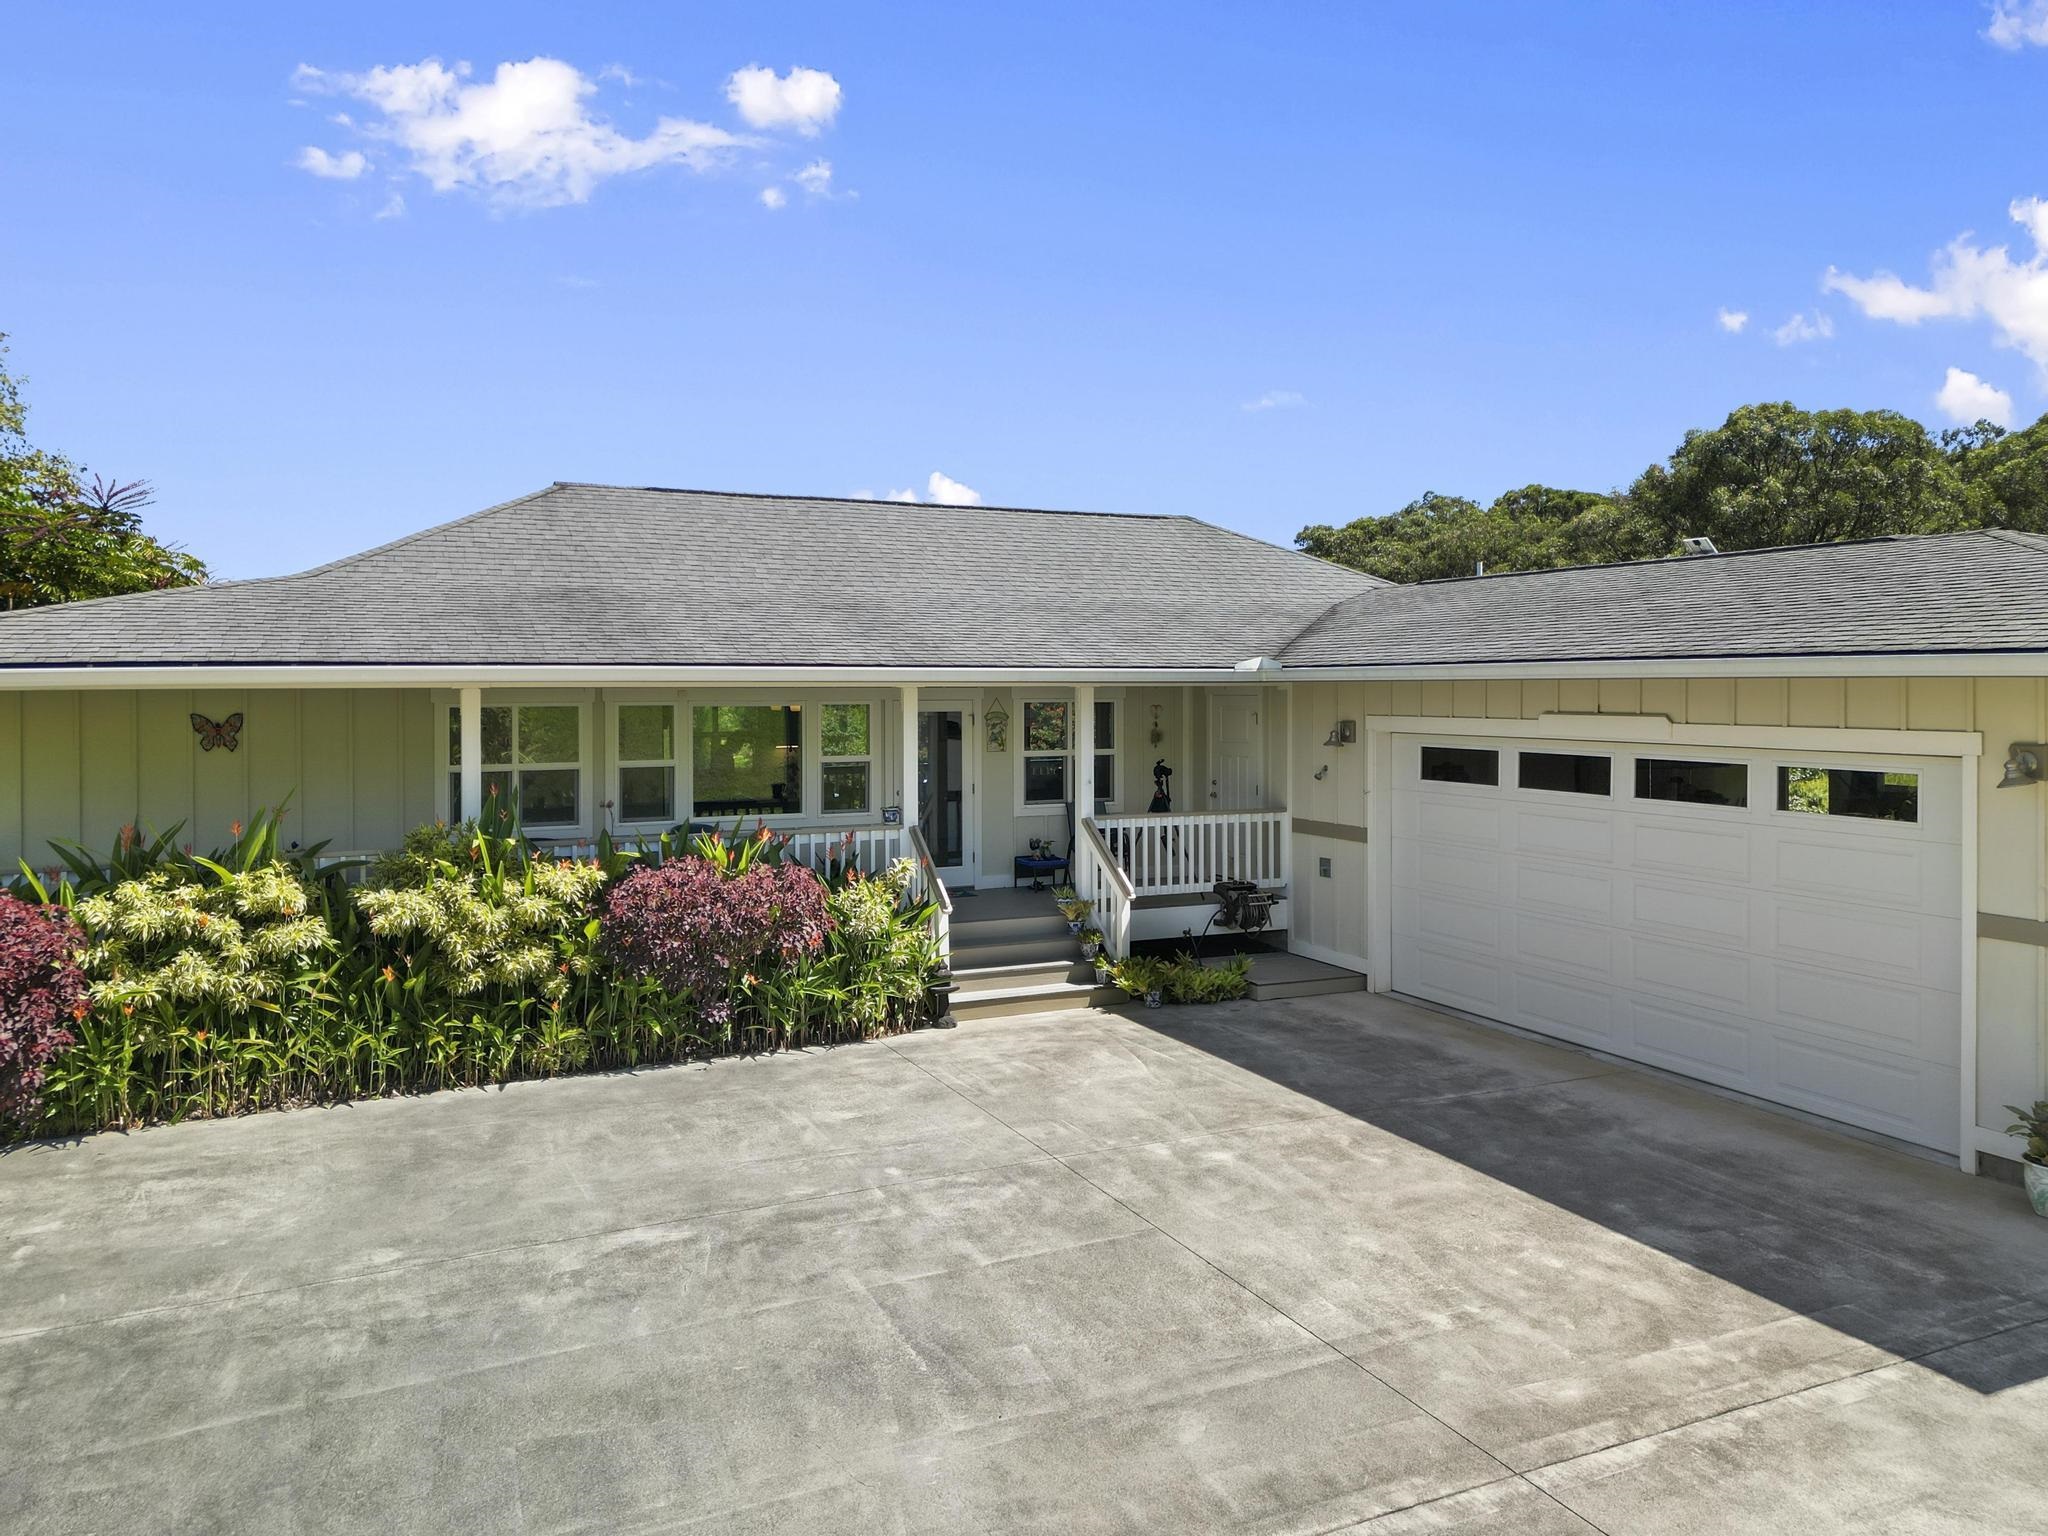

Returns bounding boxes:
[0,482,2044,1177]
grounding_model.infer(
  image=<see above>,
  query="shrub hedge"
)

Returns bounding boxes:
[0,810,942,1141]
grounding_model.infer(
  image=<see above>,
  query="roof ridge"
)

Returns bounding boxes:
[549,481,1198,523]
[1403,531,1967,587]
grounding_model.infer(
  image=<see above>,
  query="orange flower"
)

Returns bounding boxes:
[122,1004,135,1017]
[71,1001,89,1021]
[229,820,244,839]
[558,962,569,974]
[381,965,397,983]
[193,1030,208,1044]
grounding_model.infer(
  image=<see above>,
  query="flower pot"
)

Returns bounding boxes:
[1094,964,1111,986]
[1143,988,1163,1009]
[1067,920,1083,935]
[2025,1159,2048,1218]
[924,969,958,1030]
[1080,942,1100,960]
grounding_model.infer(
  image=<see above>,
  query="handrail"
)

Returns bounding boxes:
[905,826,953,917]
[905,824,953,963]
[1078,817,1135,960]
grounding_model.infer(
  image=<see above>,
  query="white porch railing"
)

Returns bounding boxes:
[905,825,952,962]
[1092,810,1290,897]
[1076,818,1135,959]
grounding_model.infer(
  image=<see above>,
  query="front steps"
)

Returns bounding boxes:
[946,890,1122,1022]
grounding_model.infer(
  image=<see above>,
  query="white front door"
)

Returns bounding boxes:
[1390,734,1963,1153]
[917,696,978,886]
[1208,689,1264,810]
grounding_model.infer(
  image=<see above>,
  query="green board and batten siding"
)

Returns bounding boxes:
[0,689,439,868]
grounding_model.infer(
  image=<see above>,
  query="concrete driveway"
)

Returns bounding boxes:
[2,993,2044,1535]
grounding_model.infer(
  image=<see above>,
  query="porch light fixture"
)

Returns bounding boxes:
[1998,742,2047,789]
[1322,720,1356,748]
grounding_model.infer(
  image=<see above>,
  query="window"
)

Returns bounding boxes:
[615,704,676,825]
[693,704,802,819]
[1420,745,1498,785]
[819,702,872,815]
[1519,751,1612,796]
[1635,757,1747,807]
[1022,699,1071,806]
[1093,699,1117,808]
[446,703,583,829]
[1778,766,1918,823]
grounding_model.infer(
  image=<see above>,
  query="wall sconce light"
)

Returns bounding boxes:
[1998,742,2047,789]
[1322,720,1357,748]
[1313,764,1330,780]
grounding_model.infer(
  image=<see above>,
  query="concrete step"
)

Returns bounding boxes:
[948,981,1124,1023]
[948,934,1084,970]
[952,959,1100,996]
[949,911,1074,947]
[1248,972,1367,1002]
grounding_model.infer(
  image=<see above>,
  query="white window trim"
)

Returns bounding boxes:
[1091,694,1122,813]
[683,693,888,829]
[441,696,595,838]
[1016,696,1075,814]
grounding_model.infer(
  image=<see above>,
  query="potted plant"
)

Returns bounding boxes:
[1077,927,1103,961]
[1111,955,1169,1009]
[1093,954,1112,986]
[2005,1101,2048,1216]
[1054,892,1092,933]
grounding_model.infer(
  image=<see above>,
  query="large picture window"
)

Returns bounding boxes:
[446,703,583,829]
[615,704,676,826]
[692,704,802,819]
[1021,699,1071,806]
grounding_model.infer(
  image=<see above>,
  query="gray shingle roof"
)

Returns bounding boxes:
[0,483,1382,671]
[1277,530,2048,667]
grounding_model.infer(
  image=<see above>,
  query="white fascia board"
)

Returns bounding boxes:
[0,664,1248,691]
[1270,652,2048,681]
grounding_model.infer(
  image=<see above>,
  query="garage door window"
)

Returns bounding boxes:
[1420,746,1498,785]
[1634,757,1747,807]
[1519,751,1612,796]
[1778,765,1918,823]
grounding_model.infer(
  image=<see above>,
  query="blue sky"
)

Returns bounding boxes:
[7,2,2048,577]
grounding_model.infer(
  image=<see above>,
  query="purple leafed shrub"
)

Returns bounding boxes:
[0,893,87,1129]
[601,856,831,1026]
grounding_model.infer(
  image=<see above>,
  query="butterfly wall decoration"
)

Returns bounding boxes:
[191,712,244,752]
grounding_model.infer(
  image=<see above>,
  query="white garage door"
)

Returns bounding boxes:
[1391,735,1962,1153]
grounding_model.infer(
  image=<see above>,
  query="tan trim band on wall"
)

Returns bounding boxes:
[1978,913,2048,948]
[1293,818,1367,843]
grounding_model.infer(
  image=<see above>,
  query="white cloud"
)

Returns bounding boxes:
[1934,365,2015,426]
[292,57,745,208]
[882,471,983,505]
[1772,310,1834,345]
[1242,389,1307,412]
[296,145,367,179]
[759,185,787,209]
[725,65,842,135]
[1987,0,2048,48]
[1824,197,2048,373]
[794,159,833,197]
[1716,307,1749,333]
[373,191,406,221]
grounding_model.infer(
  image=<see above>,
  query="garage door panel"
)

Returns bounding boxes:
[1510,911,1615,979]
[1512,860,1614,920]
[1626,878,1754,947]
[1393,734,1962,1155]
[1624,935,1759,1011]
[1394,839,1503,899]
[1397,890,1503,953]
[1767,967,1961,1066]
[1628,818,1753,882]
[1623,996,1755,1081]
[1510,969,1619,1048]
[1512,807,1615,863]
[1772,834,1939,911]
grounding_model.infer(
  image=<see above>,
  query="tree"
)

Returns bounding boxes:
[1949,415,2048,533]
[1297,485,1658,583]
[0,335,205,608]
[1623,403,1972,553]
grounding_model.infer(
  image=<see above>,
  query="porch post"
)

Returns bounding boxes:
[900,683,919,850]
[458,685,483,823]
[1074,682,1095,819]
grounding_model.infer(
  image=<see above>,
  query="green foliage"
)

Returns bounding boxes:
[11,811,944,1141]
[1109,950,1251,1004]
[0,333,207,608]
[2007,1101,2048,1165]
[1298,401,2048,583]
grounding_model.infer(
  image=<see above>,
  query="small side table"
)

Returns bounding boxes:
[1014,854,1068,890]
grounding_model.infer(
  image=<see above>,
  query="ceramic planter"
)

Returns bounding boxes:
[2025,1159,2048,1218]
[1143,988,1164,1009]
